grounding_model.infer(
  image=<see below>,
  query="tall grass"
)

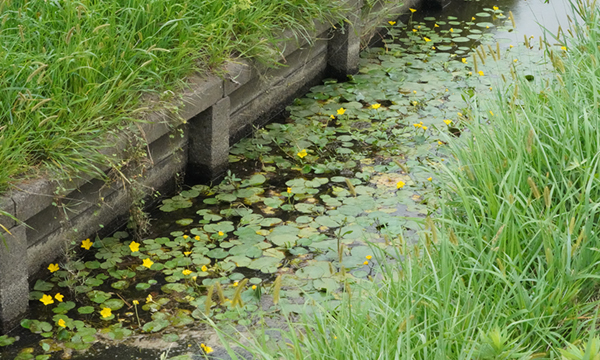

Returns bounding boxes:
[0,0,347,193]
[219,1,600,358]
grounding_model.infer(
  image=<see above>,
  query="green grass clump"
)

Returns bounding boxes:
[215,1,600,358]
[0,0,347,192]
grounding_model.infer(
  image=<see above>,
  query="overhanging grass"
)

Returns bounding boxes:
[0,0,348,194]
[213,0,600,358]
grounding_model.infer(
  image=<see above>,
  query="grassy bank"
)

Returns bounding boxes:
[0,0,348,194]
[221,1,600,358]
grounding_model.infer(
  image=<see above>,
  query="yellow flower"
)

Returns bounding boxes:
[297,149,307,158]
[218,231,224,236]
[201,343,214,354]
[287,187,292,193]
[422,126,428,130]
[461,58,467,63]
[366,255,372,260]
[412,101,418,106]
[489,87,493,90]
[184,251,192,256]
[412,29,417,32]
[486,26,489,29]
[471,16,476,20]
[182,269,192,276]
[396,181,405,189]
[40,294,54,306]
[146,294,153,303]
[413,90,417,94]
[449,28,453,32]
[337,107,346,115]
[129,241,140,253]
[468,71,472,75]
[133,300,139,305]
[194,236,200,240]
[81,239,93,250]
[252,285,257,290]
[432,46,436,50]
[413,123,420,128]
[493,6,499,10]
[363,261,369,265]
[371,103,381,109]
[514,59,518,62]
[48,263,59,273]
[388,21,396,25]
[489,110,494,116]
[142,258,154,269]
[201,265,208,272]
[443,119,452,125]
[424,37,431,42]
[100,307,112,319]
[434,24,439,28]
[427,177,433,181]
[233,282,239,287]
[55,293,64,302]
[561,46,567,51]
[409,8,416,12]
[478,71,484,76]
[330,114,335,119]
[183,235,189,239]
[438,141,443,145]
[510,44,514,48]
[57,319,66,328]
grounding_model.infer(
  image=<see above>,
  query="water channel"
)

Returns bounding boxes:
[0,0,577,358]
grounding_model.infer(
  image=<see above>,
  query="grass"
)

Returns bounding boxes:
[213,0,600,358]
[0,0,349,194]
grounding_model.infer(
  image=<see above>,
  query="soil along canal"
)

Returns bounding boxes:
[0,0,572,358]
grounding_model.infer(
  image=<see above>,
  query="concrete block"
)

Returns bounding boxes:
[0,225,28,333]
[229,40,328,115]
[229,47,328,143]
[327,0,363,81]
[0,196,16,229]
[224,60,255,96]
[148,125,187,165]
[187,97,230,184]
[11,179,55,222]
[144,151,187,192]
[140,110,172,146]
[178,74,224,122]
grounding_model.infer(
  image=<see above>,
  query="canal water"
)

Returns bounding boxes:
[0,0,577,358]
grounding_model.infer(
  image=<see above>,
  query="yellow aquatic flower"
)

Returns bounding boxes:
[443,119,452,125]
[514,59,518,62]
[40,294,54,306]
[409,8,416,13]
[142,258,154,269]
[100,307,112,319]
[486,26,490,29]
[413,90,417,94]
[438,141,443,145]
[201,265,208,272]
[363,261,369,265]
[287,187,292,193]
[489,110,494,116]
[471,16,476,20]
[183,235,189,239]
[194,236,200,240]
[366,255,372,260]
[48,263,59,273]
[388,21,396,25]
[330,114,335,119]
[252,285,257,290]
[233,281,239,287]
[184,251,192,256]
[297,149,307,158]
[129,241,140,253]
[412,29,417,32]
[493,6,499,10]
[337,107,346,115]
[427,177,433,181]
[133,300,139,305]
[371,103,381,109]
[218,231,224,236]
[561,46,567,51]
[182,269,192,276]
[457,112,463,117]
[201,344,214,354]
[396,181,405,189]
[462,58,467,63]
[57,319,66,328]
[510,44,514,48]
[55,293,64,302]
[434,24,439,28]
[422,126,428,130]
[146,294,153,303]
[449,28,453,32]
[81,238,93,250]
[478,71,484,76]
[432,46,436,49]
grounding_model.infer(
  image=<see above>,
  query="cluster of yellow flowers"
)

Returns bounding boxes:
[412,122,428,130]
[39,293,64,306]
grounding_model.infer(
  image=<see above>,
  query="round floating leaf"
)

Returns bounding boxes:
[136,283,151,291]
[216,193,237,203]
[102,299,125,311]
[476,12,491,17]
[207,248,229,259]
[52,301,76,314]
[176,218,194,226]
[111,280,129,290]
[241,174,267,187]
[78,306,95,314]
[33,280,54,292]
[452,37,470,43]
[162,333,179,343]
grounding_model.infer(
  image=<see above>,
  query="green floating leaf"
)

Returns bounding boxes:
[0,335,16,346]
[241,174,267,187]
[52,301,76,315]
[176,218,194,226]
[78,306,95,314]
[102,299,125,311]
[33,280,54,292]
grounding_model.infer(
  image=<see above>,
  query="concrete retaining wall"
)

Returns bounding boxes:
[0,0,421,333]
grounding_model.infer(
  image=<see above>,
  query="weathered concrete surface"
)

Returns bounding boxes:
[0,225,28,333]
[187,97,231,183]
[328,0,364,80]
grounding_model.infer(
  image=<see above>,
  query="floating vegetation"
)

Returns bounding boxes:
[0,4,553,359]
